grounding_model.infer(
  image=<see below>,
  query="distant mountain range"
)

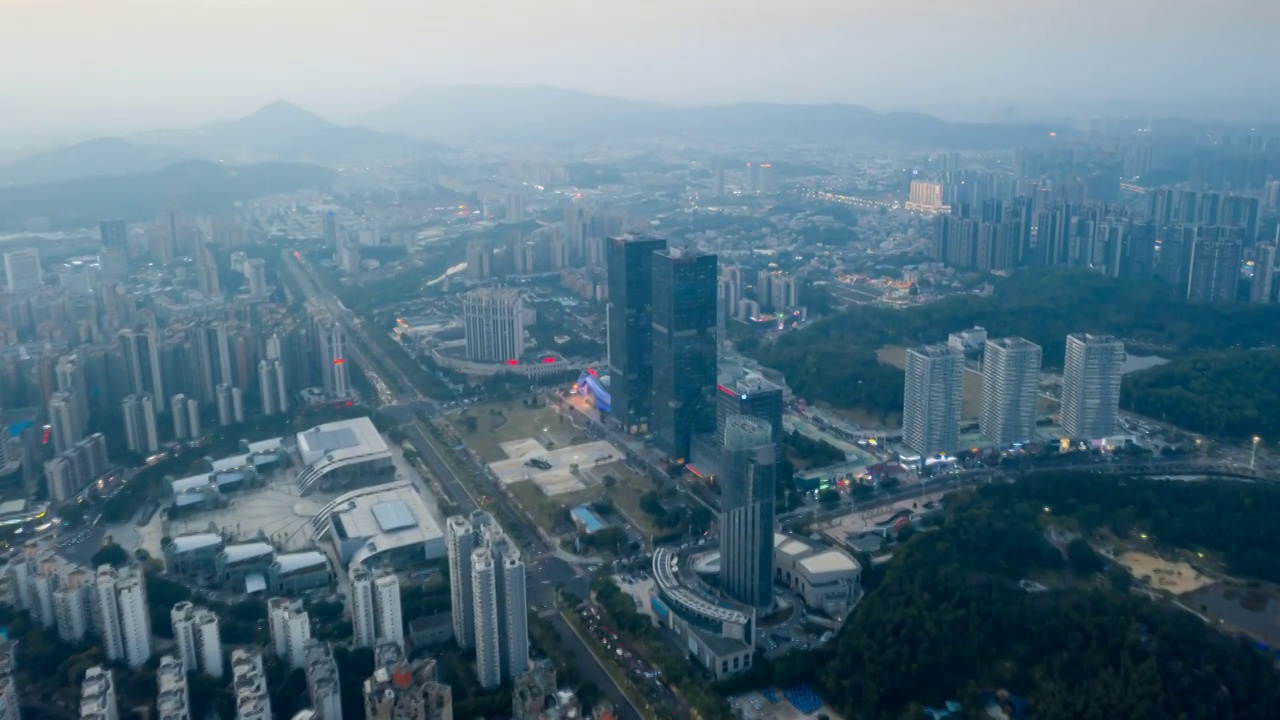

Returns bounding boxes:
[364,85,1061,148]
[0,101,433,186]
[0,160,335,231]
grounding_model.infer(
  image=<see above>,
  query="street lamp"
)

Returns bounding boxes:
[1251,436,1261,470]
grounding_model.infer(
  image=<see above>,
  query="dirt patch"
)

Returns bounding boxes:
[1117,551,1213,595]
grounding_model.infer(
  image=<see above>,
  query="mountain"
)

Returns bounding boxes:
[0,159,335,231]
[0,137,197,186]
[366,85,1061,148]
[138,101,435,162]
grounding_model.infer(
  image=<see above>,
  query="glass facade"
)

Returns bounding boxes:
[650,248,718,461]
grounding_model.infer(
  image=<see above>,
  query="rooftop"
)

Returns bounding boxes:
[297,417,389,467]
[167,533,223,553]
[798,549,860,575]
[321,482,444,568]
[220,542,274,564]
[273,551,329,575]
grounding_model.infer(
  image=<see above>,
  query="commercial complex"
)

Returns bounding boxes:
[462,288,525,363]
[312,482,445,569]
[294,417,394,494]
[901,344,965,456]
[979,338,1042,447]
[650,247,718,462]
[445,512,528,688]
[605,235,667,434]
[718,416,776,610]
[1060,334,1125,440]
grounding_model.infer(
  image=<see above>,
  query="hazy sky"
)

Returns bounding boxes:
[2,0,1278,137]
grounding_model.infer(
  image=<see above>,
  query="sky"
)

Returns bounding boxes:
[2,0,1279,137]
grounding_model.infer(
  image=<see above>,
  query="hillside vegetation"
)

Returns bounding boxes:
[820,473,1280,720]
[1122,349,1280,442]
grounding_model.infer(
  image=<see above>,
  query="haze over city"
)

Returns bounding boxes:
[3,0,1280,136]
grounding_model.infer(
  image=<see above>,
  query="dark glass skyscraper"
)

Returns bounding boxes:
[719,415,775,609]
[651,248,717,461]
[605,235,667,434]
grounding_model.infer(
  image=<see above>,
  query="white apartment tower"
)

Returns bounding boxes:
[3,248,42,293]
[349,567,377,649]
[231,650,272,720]
[0,639,18,720]
[1059,333,1126,440]
[122,393,159,455]
[471,549,501,689]
[194,608,224,678]
[54,566,92,643]
[447,512,527,689]
[268,598,311,670]
[979,338,1043,447]
[373,567,404,649]
[302,640,342,720]
[462,288,524,363]
[116,570,152,668]
[79,666,118,720]
[93,566,126,663]
[901,344,965,456]
[156,655,191,720]
[445,515,479,649]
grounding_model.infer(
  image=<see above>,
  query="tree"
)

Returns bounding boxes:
[818,489,840,507]
[91,543,129,568]
[1066,538,1104,576]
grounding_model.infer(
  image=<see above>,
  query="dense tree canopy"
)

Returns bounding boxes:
[818,474,1280,720]
[1122,349,1280,441]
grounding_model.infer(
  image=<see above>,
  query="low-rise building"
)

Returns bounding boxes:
[773,533,862,617]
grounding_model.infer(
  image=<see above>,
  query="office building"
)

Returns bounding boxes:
[302,640,342,720]
[122,393,160,455]
[715,365,784,454]
[979,338,1042,447]
[446,513,527,688]
[269,597,312,670]
[462,288,525,363]
[231,650,272,720]
[80,666,118,720]
[650,248,718,462]
[156,655,190,720]
[3,248,42,293]
[363,642,453,720]
[1252,241,1277,304]
[719,416,776,610]
[901,345,964,456]
[1059,334,1125,440]
[1186,236,1242,303]
[605,235,667,434]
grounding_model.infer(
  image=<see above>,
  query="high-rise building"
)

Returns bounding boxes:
[907,180,945,210]
[122,394,159,455]
[605,235,667,434]
[350,567,377,649]
[719,416,776,609]
[94,566,126,663]
[80,666,118,720]
[269,597,311,670]
[1059,334,1125,440]
[48,391,84,454]
[323,213,339,250]
[1252,241,1277,304]
[650,248,718,462]
[317,321,349,399]
[979,338,1042,448]
[170,394,189,440]
[244,259,268,299]
[302,640,342,720]
[715,364,784,456]
[54,567,92,643]
[31,555,58,629]
[116,570,152,668]
[901,345,965,456]
[120,328,165,404]
[171,602,222,677]
[462,289,524,363]
[447,513,526,688]
[157,655,191,720]
[363,642,453,720]
[1186,236,1242,303]
[756,270,799,311]
[230,650,272,720]
[0,639,19,720]
[373,567,404,648]
[3,249,42,293]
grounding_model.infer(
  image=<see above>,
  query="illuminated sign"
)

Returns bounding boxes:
[332,358,345,365]
[717,384,739,397]
[541,356,556,364]
[506,359,519,366]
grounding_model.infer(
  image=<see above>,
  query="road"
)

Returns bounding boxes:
[285,250,644,720]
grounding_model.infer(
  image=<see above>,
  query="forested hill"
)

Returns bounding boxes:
[819,474,1280,720]
[751,269,1280,412]
[1122,349,1280,442]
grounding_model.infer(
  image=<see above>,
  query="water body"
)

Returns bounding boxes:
[1187,584,1280,645]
